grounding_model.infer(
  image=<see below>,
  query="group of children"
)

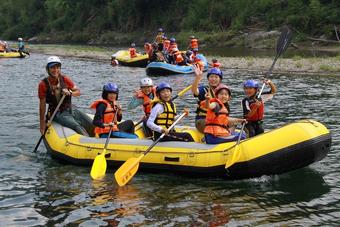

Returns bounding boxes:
[41,55,275,145]
[125,28,202,68]
[93,63,276,144]
[0,38,25,53]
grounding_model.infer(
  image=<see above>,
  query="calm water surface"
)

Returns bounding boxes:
[0,53,339,226]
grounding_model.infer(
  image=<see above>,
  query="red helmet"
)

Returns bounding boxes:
[214,84,231,96]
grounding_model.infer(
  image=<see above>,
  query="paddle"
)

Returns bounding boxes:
[90,108,119,180]
[114,111,188,186]
[225,122,246,169]
[33,94,66,153]
[224,26,293,169]
[258,25,293,98]
[134,84,192,127]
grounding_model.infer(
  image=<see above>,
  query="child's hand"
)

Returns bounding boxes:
[162,128,169,135]
[264,79,272,85]
[184,107,190,116]
[193,64,203,80]
[255,100,262,107]
[239,119,247,124]
[205,92,211,101]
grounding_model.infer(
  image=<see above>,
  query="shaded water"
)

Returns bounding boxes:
[0,53,339,226]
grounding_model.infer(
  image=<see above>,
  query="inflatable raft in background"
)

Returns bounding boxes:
[43,118,331,180]
[0,51,29,58]
[146,54,208,76]
[114,50,149,67]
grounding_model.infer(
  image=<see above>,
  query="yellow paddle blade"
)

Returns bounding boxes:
[225,145,241,169]
[114,155,143,186]
[90,150,107,180]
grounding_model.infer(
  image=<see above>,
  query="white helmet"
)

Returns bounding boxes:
[46,56,61,68]
[140,77,153,87]
[18,38,23,41]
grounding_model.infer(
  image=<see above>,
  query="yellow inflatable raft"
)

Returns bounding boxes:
[43,119,331,179]
[0,51,29,58]
[114,50,149,67]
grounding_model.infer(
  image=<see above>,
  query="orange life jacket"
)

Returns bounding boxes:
[204,98,230,137]
[129,48,137,58]
[212,62,221,68]
[194,57,204,71]
[163,40,170,51]
[90,99,118,135]
[174,51,184,63]
[245,97,264,122]
[190,39,199,49]
[136,86,156,115]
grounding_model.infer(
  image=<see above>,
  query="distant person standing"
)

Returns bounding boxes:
[18,38,25,52]
[155,28,165,44]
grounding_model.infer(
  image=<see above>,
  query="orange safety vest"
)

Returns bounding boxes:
[190,39,199,49]
[212,62,221,68]
[129,48,137,58]
[204,98,230,137]
[246,97,264,122]
[163,40,170,51]
[136,86,156,115]
[174,51,184,63]
[90,99,118,135]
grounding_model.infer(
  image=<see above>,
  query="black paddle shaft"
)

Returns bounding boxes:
[33,94,66,153]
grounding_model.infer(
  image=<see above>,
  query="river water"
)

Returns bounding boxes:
[0,53,339,226]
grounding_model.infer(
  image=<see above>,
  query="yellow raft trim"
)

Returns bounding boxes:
[44,119,330,169]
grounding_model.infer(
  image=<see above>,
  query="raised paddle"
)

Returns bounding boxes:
[90,108,119,180]
[225,26,293,169]
[134,84,192,127]
[258,25,293,98]
[115,111,188,186]
[225,122,246,169]
[33,94,66,153]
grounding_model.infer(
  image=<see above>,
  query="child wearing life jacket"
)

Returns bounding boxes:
[188,35,199,50]
[204,84,246,144]
[155,28,165,44]
[111,54,118,66]
[128,78,157,136]
[210,59,221,68]
[147,82,194,142]
[242,79,277,138]
[91,83,136,138]
[129,43,137,58]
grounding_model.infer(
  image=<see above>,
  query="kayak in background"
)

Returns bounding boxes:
[114,50,149,67]
[146,54,208,76]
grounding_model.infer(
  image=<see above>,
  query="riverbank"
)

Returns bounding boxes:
[26,44,340,76]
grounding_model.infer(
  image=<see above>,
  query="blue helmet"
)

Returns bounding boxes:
[244,80,258,89]
[207,68,223,79]
[156,82,172,94]
[103,82,119,93]
[169,37,176,43]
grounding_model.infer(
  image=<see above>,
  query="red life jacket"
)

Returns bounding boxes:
[212,62,221,68]
[90,99,118,135]
[174,51,184,63]
[204,98,230,137]
[245,97,264,121]
[190,39,199,49]
[43,75,72,115]
[129,48,137,58]
[136,86,156,115]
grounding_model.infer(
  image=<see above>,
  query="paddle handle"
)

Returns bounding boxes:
[33,94,67,153]
[103,107,119,150]
[143,112,187,156]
